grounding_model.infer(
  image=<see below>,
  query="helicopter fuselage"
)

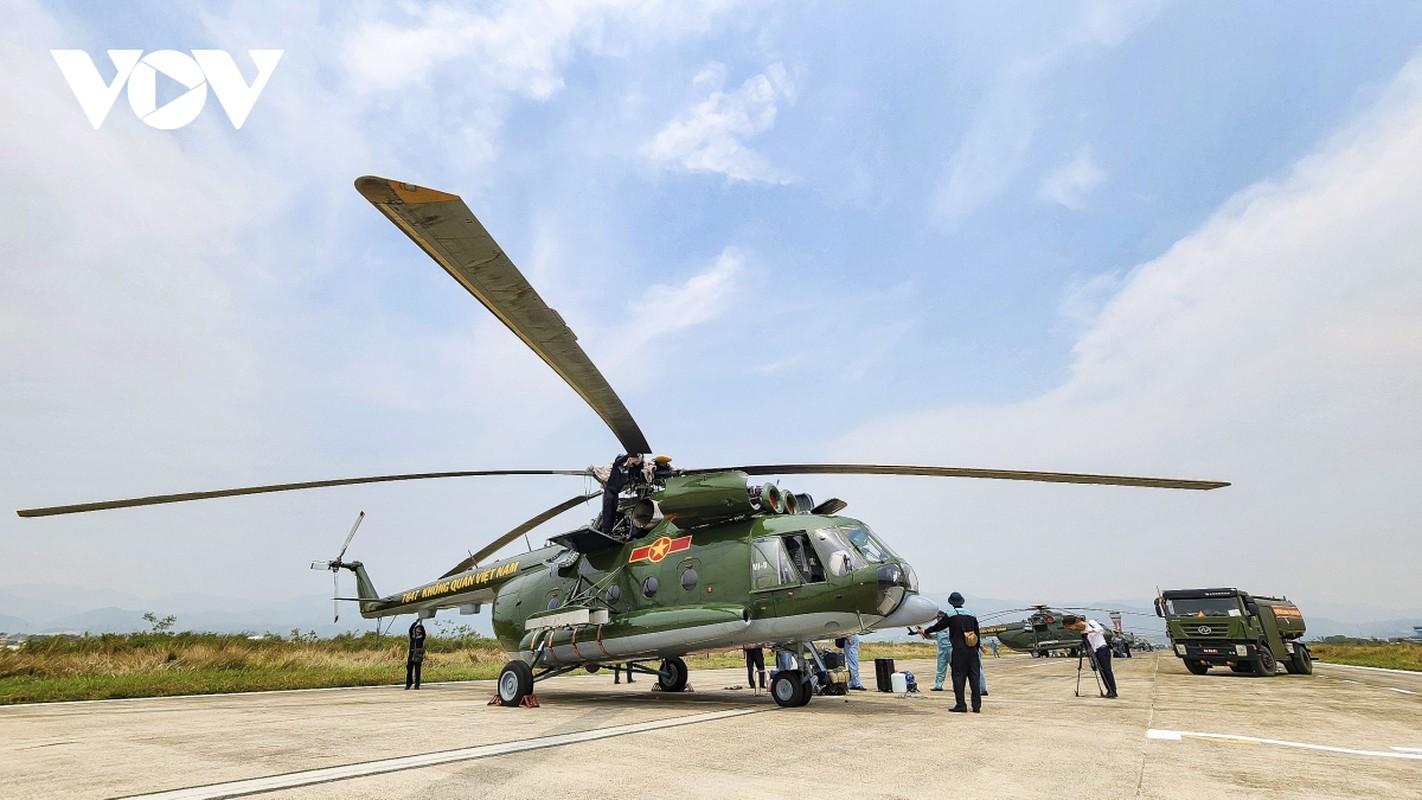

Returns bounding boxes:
[352,510,937,665]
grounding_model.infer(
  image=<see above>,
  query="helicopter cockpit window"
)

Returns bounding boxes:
[840,524,896,563]
[750,536,796,590]
[810,527,863,576]
[1166,597,1243,617]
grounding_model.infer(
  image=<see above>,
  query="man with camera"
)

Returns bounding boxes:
[1064,614,1118,698]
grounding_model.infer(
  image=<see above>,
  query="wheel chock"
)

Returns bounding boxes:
[488,693,541,708]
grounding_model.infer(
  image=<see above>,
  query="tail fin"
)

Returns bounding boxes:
[349,561,381,615]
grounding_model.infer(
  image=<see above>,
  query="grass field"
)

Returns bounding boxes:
[1309,641,1422,671]
[10,633,1413,705]
[0,631,940,705]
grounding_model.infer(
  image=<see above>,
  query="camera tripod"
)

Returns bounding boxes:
[1074,636,1106,698]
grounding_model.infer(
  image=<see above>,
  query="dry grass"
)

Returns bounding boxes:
[1312,641,1422,671]
[0,633,943,705]
[0,632,507,704]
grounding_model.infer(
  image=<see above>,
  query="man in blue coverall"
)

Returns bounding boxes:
[916,610,953,691]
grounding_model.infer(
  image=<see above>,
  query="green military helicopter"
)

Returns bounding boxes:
[17,176,1229,708]
[983,605,1157,657]
[982,605,1089,657]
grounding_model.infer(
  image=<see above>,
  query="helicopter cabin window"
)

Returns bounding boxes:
[680,566,699,591]
[546,592,561,610]
[750,536,796,590]
[840,524,896,563]
[642,576,659,598]
[604,584,621,605]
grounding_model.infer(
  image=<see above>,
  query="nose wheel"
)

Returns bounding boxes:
[770,669,811,707]
[657,656,689,692]
[495,660,535,707]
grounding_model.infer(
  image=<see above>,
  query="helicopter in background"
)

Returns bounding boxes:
[981,605,1154,658]
[981,605,1090,657]
[17,176,1228,708]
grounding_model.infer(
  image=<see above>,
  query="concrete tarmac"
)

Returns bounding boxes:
[2,652,1419,799]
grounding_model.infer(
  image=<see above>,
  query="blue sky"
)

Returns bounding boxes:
[3,1,1421,616]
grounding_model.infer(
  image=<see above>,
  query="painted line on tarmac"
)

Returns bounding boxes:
[113,707,766,800]
[1387,687,1416,695]
[1318,662,1422,677]
[1392,747,1422,754]
[1147,729,1422,761]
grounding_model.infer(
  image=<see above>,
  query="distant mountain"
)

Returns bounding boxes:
[2,583,1416,642]
[0,584,493,639]
[913,590,1422,643]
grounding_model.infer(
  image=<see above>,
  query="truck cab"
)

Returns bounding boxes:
[1155,587,1313,676]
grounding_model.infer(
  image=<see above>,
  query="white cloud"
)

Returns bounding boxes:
[635,248,744,332]
[1038,148,1106,209]
[934,3,1156,221]
[839,52,1422,606]
[641,62,795,183]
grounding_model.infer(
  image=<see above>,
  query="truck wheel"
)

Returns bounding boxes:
[1252,645,1277,676]
[1289,644,1314,675]
[1185,660,1209,675]
[1229,662,1252,673]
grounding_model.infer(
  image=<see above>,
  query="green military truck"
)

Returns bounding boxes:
[1154,587,1312,676]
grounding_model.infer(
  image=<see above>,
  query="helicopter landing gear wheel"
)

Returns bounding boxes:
[770,669,809,708]
[657,656,689,692]
[497,660,534,707]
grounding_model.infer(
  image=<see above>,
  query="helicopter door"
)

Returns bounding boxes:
[782,533,826,584]
[749,536,799,621]
[750,536,799,591]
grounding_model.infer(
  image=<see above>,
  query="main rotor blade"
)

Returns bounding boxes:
[440,491,600,578]
[356,176,652,456]
[685,464,1229,490]
[16,470,589,517]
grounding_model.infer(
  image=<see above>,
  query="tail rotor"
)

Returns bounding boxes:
[310,511,364,623]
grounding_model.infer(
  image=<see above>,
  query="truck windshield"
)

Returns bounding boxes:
[1166,597,1243,617]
